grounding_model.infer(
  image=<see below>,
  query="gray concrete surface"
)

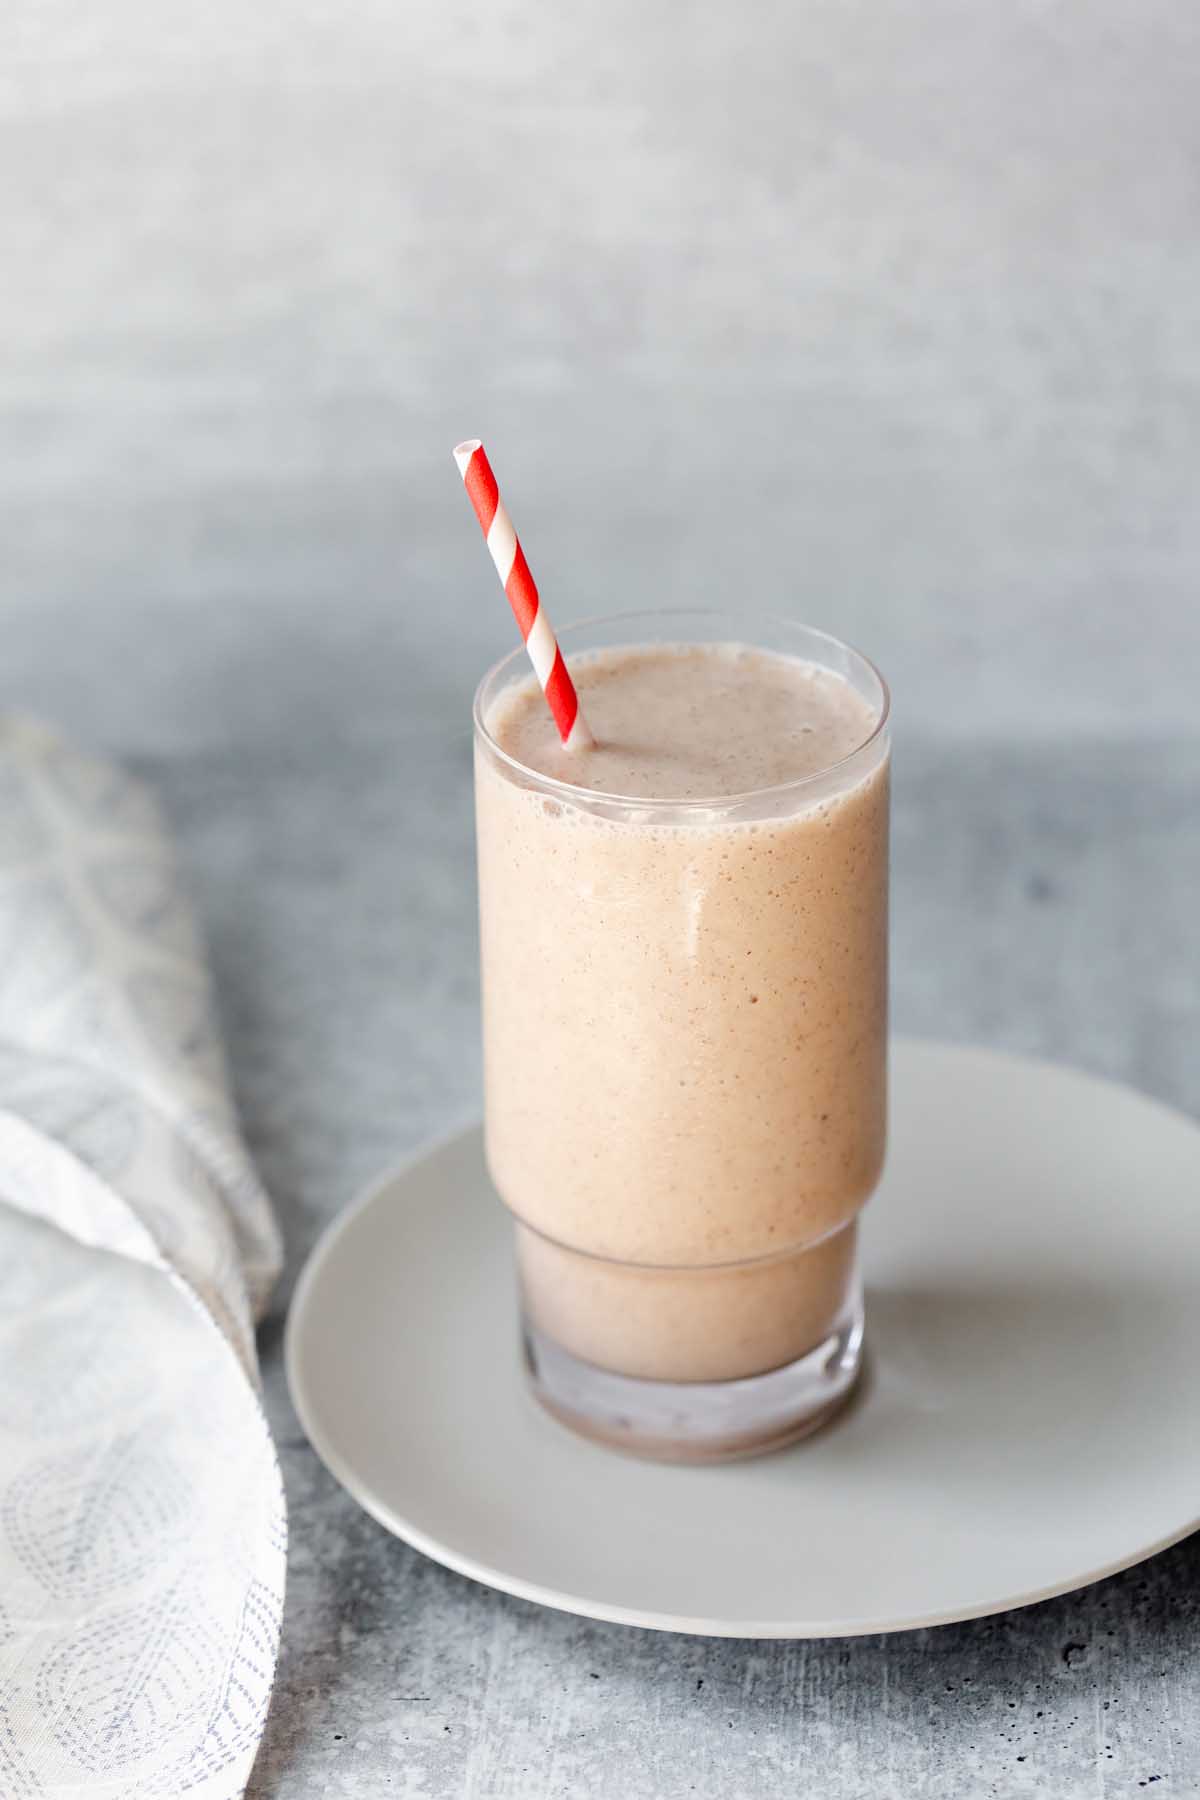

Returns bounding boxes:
[4,0,1200,1792]
[158,732,1197,1800]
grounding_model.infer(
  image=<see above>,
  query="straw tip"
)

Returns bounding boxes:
[452,439,482,475]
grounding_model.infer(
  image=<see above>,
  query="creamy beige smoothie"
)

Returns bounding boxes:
[475,630,889,1416]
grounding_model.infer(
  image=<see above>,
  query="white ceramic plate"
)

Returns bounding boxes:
[285,1040,1200,1637]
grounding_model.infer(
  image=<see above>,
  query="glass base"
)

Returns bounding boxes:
[522,1290,865,1464]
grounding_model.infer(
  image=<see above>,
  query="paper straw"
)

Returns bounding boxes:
[453,440,594,751]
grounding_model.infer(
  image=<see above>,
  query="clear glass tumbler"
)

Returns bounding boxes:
[474,609,890,1461]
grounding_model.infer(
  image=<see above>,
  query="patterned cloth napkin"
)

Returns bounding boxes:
[0,718,286,1798]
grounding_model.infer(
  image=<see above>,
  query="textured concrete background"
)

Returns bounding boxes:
[4,0,1200,1794]
[4,0,1200,752]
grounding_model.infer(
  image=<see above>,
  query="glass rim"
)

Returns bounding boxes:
[472,606,891,810]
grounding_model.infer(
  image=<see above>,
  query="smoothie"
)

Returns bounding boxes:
[474,629,889,1443]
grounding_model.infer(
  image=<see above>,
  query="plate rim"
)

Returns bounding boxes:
[284,1037,1200,1638]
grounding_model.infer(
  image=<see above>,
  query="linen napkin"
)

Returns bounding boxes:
[0,718,286,1798]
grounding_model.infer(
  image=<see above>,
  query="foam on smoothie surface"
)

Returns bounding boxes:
[487,642,879,800]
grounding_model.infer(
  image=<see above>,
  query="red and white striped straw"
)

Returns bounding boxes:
[453,439,594,751]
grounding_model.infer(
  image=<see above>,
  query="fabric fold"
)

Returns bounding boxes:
[0,718,285,1799]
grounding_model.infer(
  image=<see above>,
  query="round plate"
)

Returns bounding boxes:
[285,1040,1200,1637]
